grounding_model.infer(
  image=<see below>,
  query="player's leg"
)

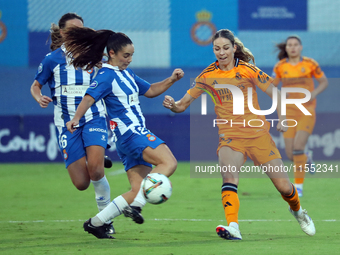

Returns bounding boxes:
[142,144,177,177]
[284,138,294,161]
[216,145,244,240]
[55,126,91,190]
[292,130,310,196]
[291,112,315,196]
[82,118,114,233]
[263,158,315,236]
[84,164,150,238]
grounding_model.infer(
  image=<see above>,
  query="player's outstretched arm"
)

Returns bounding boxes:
[163,93,194,113]
[144,68,184,98]
[66,94,95,134]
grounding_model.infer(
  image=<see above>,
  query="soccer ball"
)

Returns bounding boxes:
[141,173,172,204]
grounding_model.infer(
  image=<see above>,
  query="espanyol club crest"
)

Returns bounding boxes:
[191,10,216,46]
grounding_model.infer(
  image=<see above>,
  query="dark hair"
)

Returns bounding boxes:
[212,29,255,64]
[276,35,302,60]
[50,13,84,51]
[64,27,133,70]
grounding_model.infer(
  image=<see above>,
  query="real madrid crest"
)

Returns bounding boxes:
[191,10,217,46]
[0,10,7,43]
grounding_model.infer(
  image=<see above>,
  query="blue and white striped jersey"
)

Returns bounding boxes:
[85,63,151,142]
[35,45,106,127]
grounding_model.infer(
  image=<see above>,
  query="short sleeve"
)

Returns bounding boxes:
[126,68,151,95]
[311,60,324,79]
[85,73,112,102]
[252,68,273,92]
[34,54,53,85]
[187,78,205,99]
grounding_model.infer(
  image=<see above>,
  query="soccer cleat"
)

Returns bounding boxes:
[83,218,115,239]
[104,155,113,169]
[122,206,144,224]
[216,225,242,240]
[289,208,316,236]
[296,187,303,197]
[306,150,315,174]
[103,221,115,234]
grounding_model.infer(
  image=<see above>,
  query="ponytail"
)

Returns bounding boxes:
[64,27,115,70]
[234,36,255,64]
[50,23,62,51]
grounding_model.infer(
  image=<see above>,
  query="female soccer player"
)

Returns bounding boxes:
[63,27,184,239]
[273,36,328,197]
[163,29,315,240]
[30,13,114,233]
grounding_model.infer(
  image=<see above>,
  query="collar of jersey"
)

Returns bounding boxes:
[102,63,120,71]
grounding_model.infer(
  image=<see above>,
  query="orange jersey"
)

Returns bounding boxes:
[188,59,273,139]
[272,56,324,110]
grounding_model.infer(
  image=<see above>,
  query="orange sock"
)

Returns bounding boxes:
[221,183,240,224]
[293,151,307,184]
[281,184,300,211]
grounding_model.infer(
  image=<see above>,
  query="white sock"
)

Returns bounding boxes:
[291,206,303,217]
[229,222,239,231]
[91,176,111,224]
[92,195,129,226]
[295,184,303,190]
[130,185,147,209]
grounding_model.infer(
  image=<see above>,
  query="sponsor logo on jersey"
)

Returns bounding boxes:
[38,63,43,73]
[89,81,98,88]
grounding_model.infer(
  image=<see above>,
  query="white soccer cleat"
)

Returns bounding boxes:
[216,225,242,240]
[289,207,316,236]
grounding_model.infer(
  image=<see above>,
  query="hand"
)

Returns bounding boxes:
[170,68,184,83]
[66,119,79,134]
[277,120,288,133]
[38,95,53,108]
[163,95,175,110]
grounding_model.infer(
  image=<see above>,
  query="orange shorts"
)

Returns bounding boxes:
[284,109,316,139]
[217,133,281,166]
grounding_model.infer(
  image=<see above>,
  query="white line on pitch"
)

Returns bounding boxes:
[1,218,338,224]
[108,168,125,176]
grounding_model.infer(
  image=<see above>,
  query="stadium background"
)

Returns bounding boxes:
[0,0,339,163]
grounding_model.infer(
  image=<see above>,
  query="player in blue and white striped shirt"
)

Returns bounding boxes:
[64,27,184,238]
[30,13,114,234]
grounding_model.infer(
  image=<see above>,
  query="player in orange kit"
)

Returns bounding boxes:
[163,29,315,240]
[272,35,328,197]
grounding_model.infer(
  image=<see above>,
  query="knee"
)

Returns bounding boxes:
[293,142,305,152]
[87,163,104,181]
[285,149,293,161]
[277,181,293,196]
[162,157,177,177]
[89,170,104,182]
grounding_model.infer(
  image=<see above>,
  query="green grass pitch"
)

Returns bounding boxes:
[0,161,339,255]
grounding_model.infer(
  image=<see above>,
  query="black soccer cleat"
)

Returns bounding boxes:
[122,206,144,224]
[103,221,115,234]
[83,218,115,239]
[104,155,113,168]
